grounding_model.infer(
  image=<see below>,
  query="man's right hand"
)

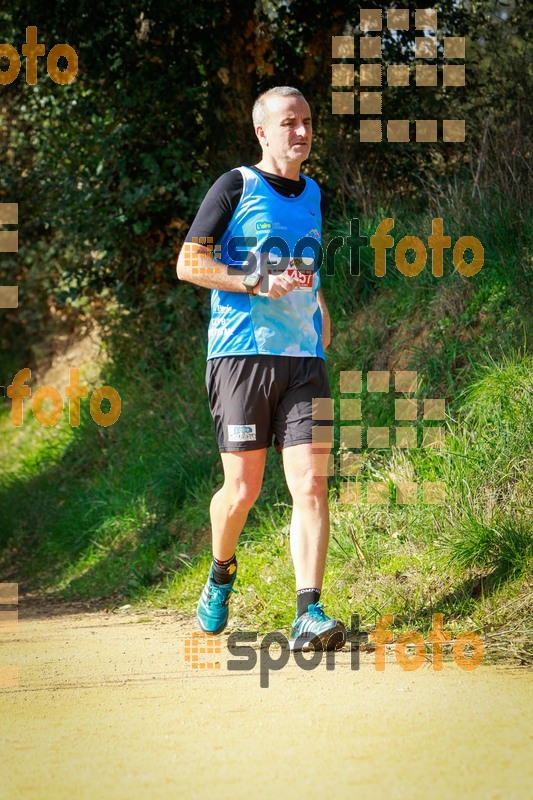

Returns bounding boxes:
[258,270,298,299]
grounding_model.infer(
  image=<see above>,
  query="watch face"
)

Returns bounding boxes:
[243,274,260,287]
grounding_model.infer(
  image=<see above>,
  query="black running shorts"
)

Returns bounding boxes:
[205,355,331,453]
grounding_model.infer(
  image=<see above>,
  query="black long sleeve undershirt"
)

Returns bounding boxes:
[185,166,328,244]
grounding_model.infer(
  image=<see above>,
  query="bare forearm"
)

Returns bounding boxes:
[176,244,249,293]
[176,243,300,299]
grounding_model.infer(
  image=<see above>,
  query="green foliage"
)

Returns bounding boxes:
[441,353,533,581]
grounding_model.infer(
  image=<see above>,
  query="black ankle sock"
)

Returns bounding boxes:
[211,555,237,586]
[296,588,321,617]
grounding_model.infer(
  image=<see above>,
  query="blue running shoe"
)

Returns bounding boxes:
[196,566,237,635]
[289,602,346,652]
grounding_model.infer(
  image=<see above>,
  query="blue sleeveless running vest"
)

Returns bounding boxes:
[207,166,324,360]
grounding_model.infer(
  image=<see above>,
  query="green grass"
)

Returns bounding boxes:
[1,189,531,663]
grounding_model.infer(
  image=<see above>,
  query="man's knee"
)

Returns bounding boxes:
[288,465,328,501]
[222,479,262,511]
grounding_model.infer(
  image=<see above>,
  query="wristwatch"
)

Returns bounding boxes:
[242,273,261,294]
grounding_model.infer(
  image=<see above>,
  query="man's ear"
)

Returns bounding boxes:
[256,125,268,148]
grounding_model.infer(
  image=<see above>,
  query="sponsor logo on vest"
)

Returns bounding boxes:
[227,424,257,442]
[255,221,272,231]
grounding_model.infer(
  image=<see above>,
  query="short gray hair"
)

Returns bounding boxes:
[252,86,305,129]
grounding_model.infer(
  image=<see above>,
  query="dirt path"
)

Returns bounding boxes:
[1,601,531,800]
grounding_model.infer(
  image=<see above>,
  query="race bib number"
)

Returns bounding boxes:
[285,266,313,290]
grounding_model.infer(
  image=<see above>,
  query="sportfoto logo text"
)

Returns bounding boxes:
[185,614,484,688]
[0,26,78,85]
[185,217,484,280]
[5,368,121,428]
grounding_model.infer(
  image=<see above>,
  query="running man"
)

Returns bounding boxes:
[176,86,346,652]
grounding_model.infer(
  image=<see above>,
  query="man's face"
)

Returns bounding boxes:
[258,95,312,164]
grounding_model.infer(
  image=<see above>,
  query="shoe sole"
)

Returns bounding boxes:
[196,613,228,636]
[289,623,347,653]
